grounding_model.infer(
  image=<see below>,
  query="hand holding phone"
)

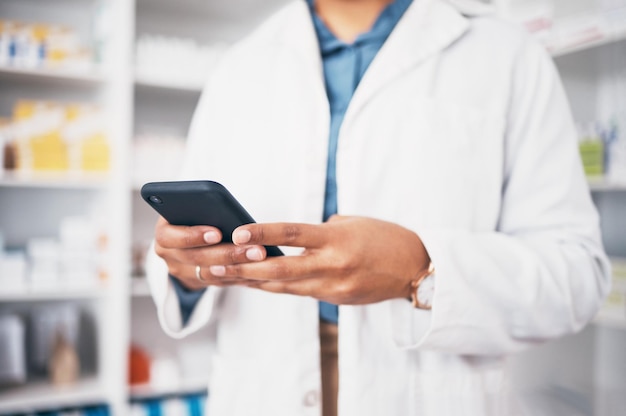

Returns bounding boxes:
[141,180,283,256]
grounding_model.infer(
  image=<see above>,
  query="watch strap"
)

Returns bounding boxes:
[409,261,435,310]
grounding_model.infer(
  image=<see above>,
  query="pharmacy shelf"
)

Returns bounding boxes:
[594,313,626,330]
[0,284,110,302]
[129,376,208,400]
[0,171,109,190]
[134,75,203,93]
[550,24,626,57]
[0,376,107,414]
[0,64,106,85]
[131,180,145,192]
[588,177,626,192]
[130,277,151,297]
[0,0,132,415]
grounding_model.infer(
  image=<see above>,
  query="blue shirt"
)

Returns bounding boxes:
[312,0,412,323]
[172,0,412,325]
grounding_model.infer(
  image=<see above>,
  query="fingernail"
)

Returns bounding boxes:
[246,247,264,261]
[233,229,251,245]
[204,231,220,244]
[209,265,226,276]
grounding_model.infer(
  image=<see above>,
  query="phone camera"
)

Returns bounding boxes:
[149,195,163,204]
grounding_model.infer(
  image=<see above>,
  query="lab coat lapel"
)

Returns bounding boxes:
[276,0,471,125]
[346,0,471,119]
[279,1,325,84]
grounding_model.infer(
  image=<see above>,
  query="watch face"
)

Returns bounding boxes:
[417,274,435,308]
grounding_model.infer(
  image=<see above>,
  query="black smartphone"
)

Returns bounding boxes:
[141,180,283,256]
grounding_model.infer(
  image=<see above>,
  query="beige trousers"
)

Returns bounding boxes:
[320,322,338,416]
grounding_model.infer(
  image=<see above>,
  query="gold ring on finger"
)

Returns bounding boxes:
[195,265,206,282]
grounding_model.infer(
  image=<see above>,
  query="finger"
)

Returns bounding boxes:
[248,279,323,298]
[248,278,357,305]
[155,216,223,249]
[156,243,267,268]
[209,254,322,281]
[169,260,260,289]
[232,222,327,248]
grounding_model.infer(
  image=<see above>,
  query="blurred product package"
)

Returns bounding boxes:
[0,231,28,293]
[598,258,626,320]
[578,122,605,178]
[37,405,111,416]
[130,395,206,416]
[597,40,626,183]
[613,258,626,293]
[177,342,211,386]
[135,34,227,87]
[503,0,626,52]
[599,119,626,183]
[0,314,26,386]
[128,345,151,386]
[30,304,80,375]
[27,237,61,288]
[25,216,108,291]
[1,119,17,172]
[149,353,182,392]
[0,214,108,294]
[49,325,81,386]
[0,19,93,71]
[0,250,28,293]
[133,133,185,185]
[60,216,101,283]
[578,119,626,183]
[2,100,110,174]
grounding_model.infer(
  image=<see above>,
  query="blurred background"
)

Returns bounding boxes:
[0,0,624,415]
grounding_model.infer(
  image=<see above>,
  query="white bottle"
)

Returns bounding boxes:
[0,315,26,385]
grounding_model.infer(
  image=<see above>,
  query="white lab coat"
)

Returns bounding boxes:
[146,0,611,415]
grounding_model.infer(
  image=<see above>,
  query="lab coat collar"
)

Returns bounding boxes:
[447,0,494,16]
[277,0,471,114]
[351,0,471,107]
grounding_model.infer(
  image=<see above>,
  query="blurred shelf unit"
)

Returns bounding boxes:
[134,75,203,93]
[130,393,206,416]
[130,277,151,298]
[494,1,626,57]
[594,314,626,329]
[0,171,109,190]
[0,376,107,414]
[131,180,146,192]
[0,7,106,82]
[129,376,208,401]
[0,284,110,302]
[0,99,113,176]
[0,63,106,85]
[595,258,626,327]
[588,177,626,192]
[548,16,626,57]
[133,32,222,94]
[0,0,132,414]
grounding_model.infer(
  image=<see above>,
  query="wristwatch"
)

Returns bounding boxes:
[410,262,435,310]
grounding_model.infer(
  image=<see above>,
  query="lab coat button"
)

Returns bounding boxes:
[302,390,319,407]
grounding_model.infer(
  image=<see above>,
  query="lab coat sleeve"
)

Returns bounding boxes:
[391,39,612,355]
[145,77,225,339]
[146,243,221,339]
